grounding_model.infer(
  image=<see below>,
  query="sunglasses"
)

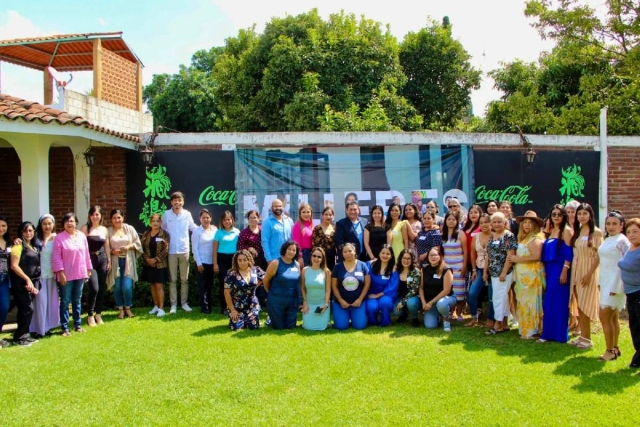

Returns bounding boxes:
[551,212,563,217]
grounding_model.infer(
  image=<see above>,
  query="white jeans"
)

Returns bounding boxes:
[491,272,513,321]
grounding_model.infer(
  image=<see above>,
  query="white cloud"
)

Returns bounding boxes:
[97,17,108,26]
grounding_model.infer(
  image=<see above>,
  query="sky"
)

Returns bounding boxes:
[0,0,600,116]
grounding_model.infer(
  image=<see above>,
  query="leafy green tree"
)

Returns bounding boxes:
[486,1,640,135]
[399,19,481,130]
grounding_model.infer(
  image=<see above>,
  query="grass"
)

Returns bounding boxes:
[2,310,640,426]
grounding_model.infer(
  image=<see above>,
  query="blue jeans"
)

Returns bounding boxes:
[0,273,11,332]
[114,257,133,308]
[366,295,394,326]
[301,249,311,266]
[332,300,367,330]
[393,296,420,319]
[267,288,298,330]
[59,279,84,331]
[423,295,457,329]
[468,268,487,319]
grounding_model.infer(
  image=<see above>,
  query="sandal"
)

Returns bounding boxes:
[117,308,125,319]
[598,349,617,361]
[464,319,478,327]
[613,346,621,357]
[62,330,72,337]
[124,308,135,319]
[575,339,593,349]
[95,314,104,325]
[87,315,96,327]
[483,320,494,329]
[537,338,547,343]
[486,328,506,335]
[75,327,86,333]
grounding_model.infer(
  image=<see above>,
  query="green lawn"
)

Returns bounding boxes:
[2,310,639,426]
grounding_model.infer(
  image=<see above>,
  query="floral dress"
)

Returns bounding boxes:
[224,266,265,330]
[312,225,336,270]
[396,268,422,310]
[513,235,546,338]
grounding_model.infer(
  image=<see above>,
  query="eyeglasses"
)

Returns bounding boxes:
[401,257,413,261]
[551,212,563,217]
[311,254,323,259]
[448,205,459,209]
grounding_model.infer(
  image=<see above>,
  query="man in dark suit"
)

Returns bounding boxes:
[335,201,369,261]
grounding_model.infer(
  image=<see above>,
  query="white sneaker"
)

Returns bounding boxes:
[443,321,452,332]
[156,309,165,317]
[181,303,192,312]
[169,305,177,314]
[149,306,159,315]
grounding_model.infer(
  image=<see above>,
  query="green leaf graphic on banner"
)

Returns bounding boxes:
[559,164,585,205]
[140,165,172,226]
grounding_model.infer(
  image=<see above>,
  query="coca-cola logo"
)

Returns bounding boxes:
[474,185,532,205]
[198,186,236,206]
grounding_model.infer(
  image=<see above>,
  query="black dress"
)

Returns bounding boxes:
[141,236,168,283]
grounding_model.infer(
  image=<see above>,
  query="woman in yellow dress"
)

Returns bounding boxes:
[508,211,546,339]
[386,203,405,262]
[570,203,603,349]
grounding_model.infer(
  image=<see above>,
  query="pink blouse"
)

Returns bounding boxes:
[52,231,93,281]
[292,220,313,250]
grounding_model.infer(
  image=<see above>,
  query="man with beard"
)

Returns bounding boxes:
[261,199,294,264]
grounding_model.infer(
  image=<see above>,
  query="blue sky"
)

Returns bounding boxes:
[0,0,603,115]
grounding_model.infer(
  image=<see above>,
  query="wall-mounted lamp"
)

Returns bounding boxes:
[517,126,537,167]
[139,126,161,168]
[83,142,97,167]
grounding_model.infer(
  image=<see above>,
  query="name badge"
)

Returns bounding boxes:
[155,238,163,243]
[291,267,298,272]
[354,272,364,277]
[492,241,500,246]
[251,273,257,279]
[581,236,588,241]
[393,230,400,235]
[407,277,413,283]
[382,276,390,280]
[433,274,441,279]
[418,236,427,241]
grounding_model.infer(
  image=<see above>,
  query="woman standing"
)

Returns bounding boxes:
[508,211,546,339]
[292,203,314,267]
[140,213,170,317]
[565,200,579,229]
[467,214,492,327]
[238,210,266,270]
[484,212,517,335]
[442,211,467,321]
[107,209,143,320]
[80,206,111,327]
[213,211,240,313]
[301,247,331,331]
[425,200,444,228]
[402,203,423,260]
[192,209,217,314]
[312,207,337,271]
[223,249,265,330]
[9,222,41,346]
[570,203,603,349]
[540,204,573,343]
[565,199,581,333]
[30,214,59,336]
[597,211,630,361]
[420,246,457,331]
[499,201,519,235]
[618,218,640,368]
[52,214,93,336]
[386,203,405,262]
[394,249,422,326]
[0,216,11,349]
[415,212,443,267]
[264,241,301,329]
[331,242,371,330]
[364,205,391,262]
[365,244,398,326]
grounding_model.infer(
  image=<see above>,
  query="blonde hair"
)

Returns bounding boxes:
[517,219,541,242]
[298,203,313,223]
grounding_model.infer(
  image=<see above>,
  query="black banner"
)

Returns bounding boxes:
[126,150,236,231]
[473,150,600,220]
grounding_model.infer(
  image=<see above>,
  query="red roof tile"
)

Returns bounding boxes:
[0,94,140,143]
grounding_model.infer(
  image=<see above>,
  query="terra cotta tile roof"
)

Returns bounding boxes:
[0,94,140,142]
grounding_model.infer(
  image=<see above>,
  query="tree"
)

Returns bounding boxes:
[212,9,423,131]
[485,1,640,135]
[399,19,481,130]
[142,49,222,132]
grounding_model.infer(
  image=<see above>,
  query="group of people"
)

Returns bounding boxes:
[1,194,639,370]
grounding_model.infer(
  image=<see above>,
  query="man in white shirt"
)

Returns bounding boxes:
[161,191,197,314]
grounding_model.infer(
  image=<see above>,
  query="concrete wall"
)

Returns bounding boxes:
[64,89,152,135]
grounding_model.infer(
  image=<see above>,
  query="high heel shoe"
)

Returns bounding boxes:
[124,308,135,318]
[95,314,104,325]
[613,346,621,357]
[598,349,617,361]
[117,308,125,319]
[87,315,96,327]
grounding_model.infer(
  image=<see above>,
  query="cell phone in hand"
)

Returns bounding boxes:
[315,306,324,313]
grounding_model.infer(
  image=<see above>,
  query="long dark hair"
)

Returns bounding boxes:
[86,205,103,231]
[385,203,402,226]
[369,205,385,227]
[545,204,568,259]
[371,244,395,276]
[35,214,55,244]
[442,211,460,241]
[17,221,36,248]
[397,249,417,274]
[571,203,596,247]
[462,204,483,233]
[0,215,10,242]
[402,203,420,221]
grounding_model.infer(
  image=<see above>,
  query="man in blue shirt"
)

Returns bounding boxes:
[261,199,294,264]
[335,201,368,261]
